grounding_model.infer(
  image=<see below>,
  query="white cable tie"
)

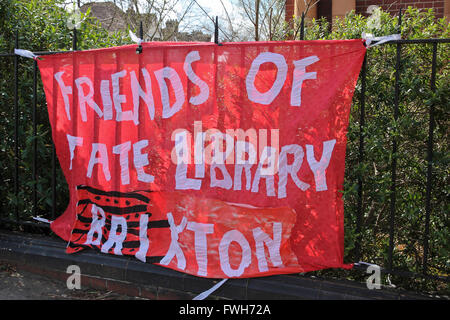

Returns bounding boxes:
[14,49,38,60]
[129,30,143,45]
[192,279,228,300]
[32,216,52,224]
[354,261,380,268]
[362,32,401,48]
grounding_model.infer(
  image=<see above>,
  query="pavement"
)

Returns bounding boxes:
[0,261,143,300]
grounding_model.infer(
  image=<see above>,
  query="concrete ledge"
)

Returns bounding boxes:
[0,230,434,300]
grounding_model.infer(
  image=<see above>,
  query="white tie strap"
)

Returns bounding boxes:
[14,49,38,60]
[33,216,52,224]
[362,32,401,48]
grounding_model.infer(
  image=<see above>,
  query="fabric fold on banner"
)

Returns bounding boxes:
[36,40,366,279]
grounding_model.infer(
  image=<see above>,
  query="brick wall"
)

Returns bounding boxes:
[356,0,445,18]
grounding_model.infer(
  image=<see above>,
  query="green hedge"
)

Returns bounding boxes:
[288,7,449,294]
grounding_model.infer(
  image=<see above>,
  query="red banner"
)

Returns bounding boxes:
[37,40,365,278]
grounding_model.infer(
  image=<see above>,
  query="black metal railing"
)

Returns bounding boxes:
[0,11,449,289]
